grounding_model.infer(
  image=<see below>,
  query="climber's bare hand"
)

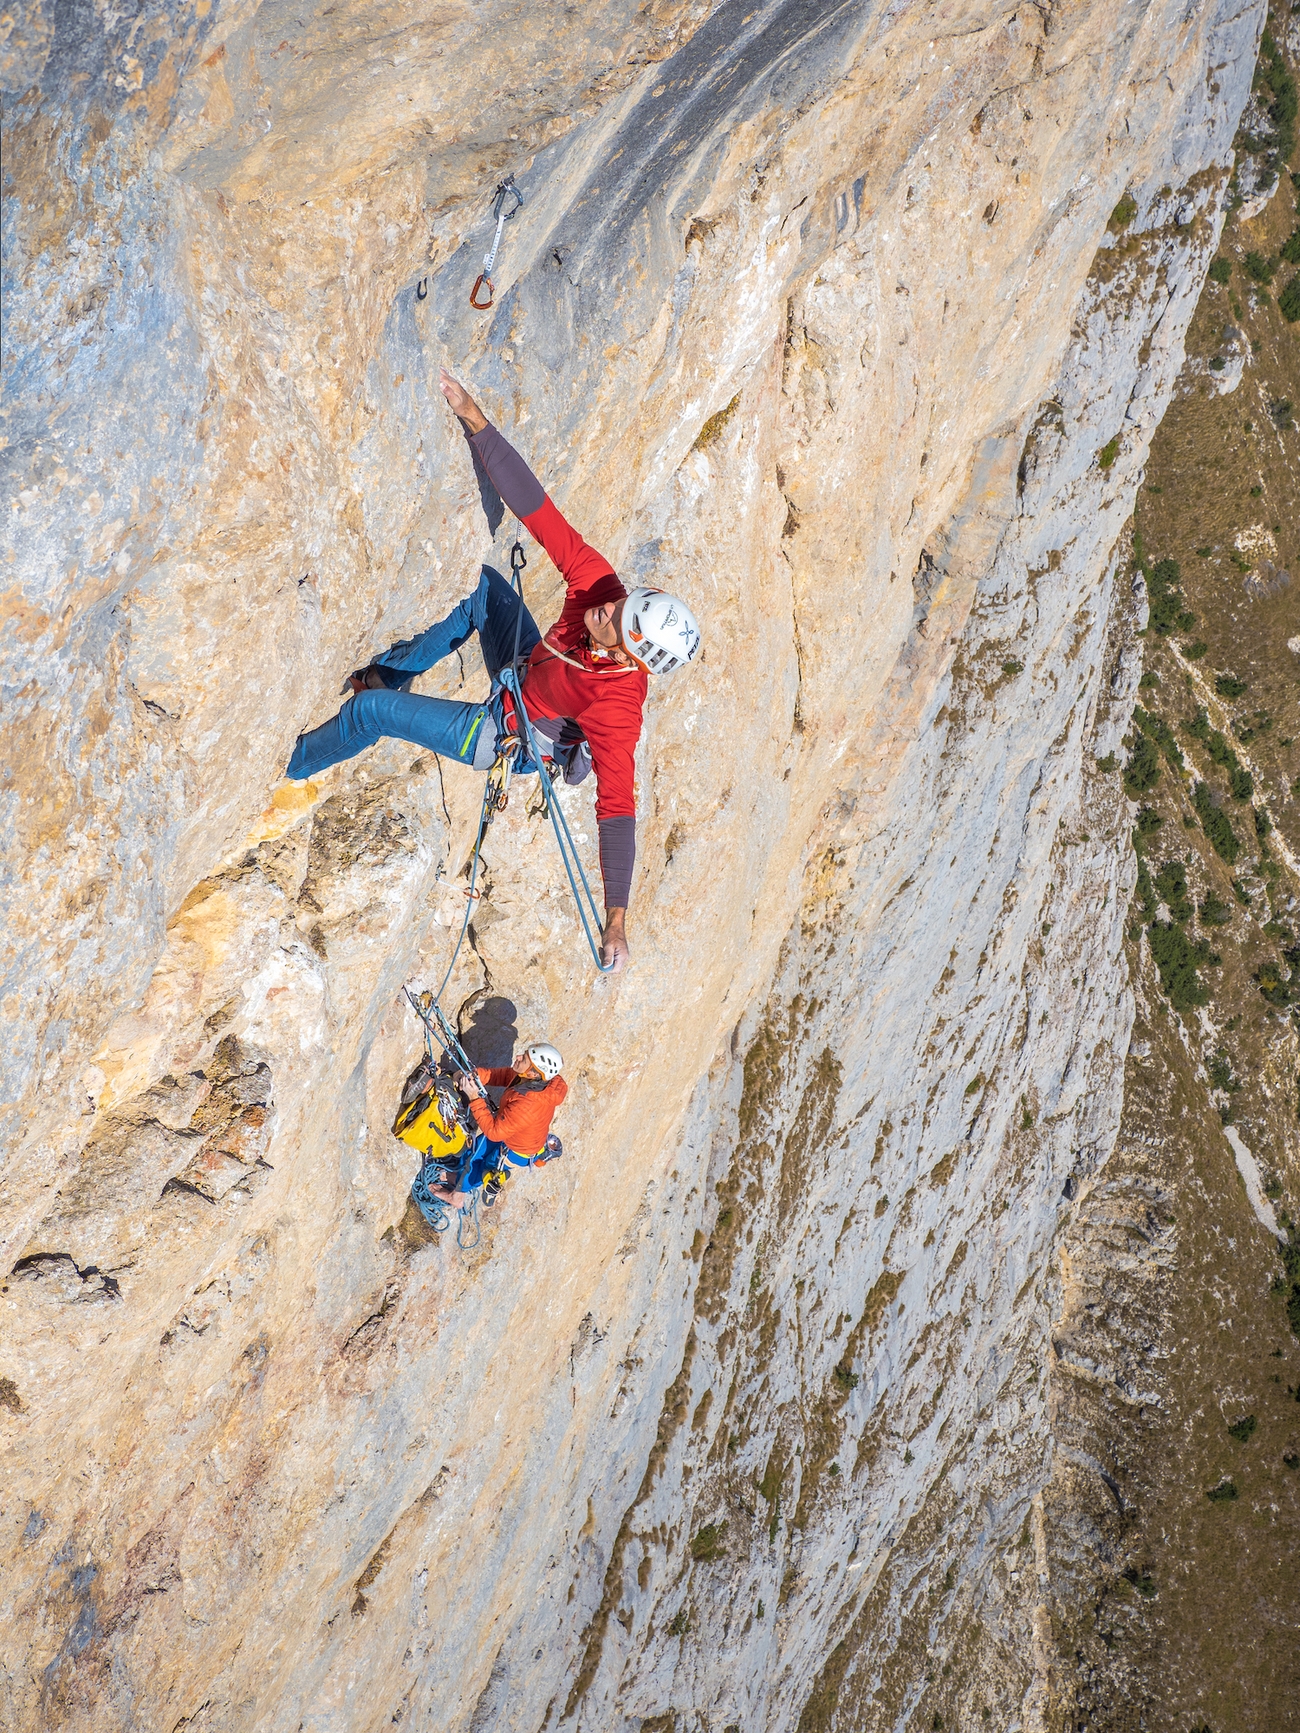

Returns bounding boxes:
[439,369,487,433]
[601,909,630,974]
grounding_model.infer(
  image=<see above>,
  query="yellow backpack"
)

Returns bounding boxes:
[393,1082,469,1163]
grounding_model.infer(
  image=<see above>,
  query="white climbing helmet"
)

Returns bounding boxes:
[620,587,701,675]
[525,1042,563,1081]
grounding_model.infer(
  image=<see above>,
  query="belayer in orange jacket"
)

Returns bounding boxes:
[425,1042,567,1210]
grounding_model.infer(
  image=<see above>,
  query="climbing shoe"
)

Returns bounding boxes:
[341,664,412,696]
[482,1168,509,1207]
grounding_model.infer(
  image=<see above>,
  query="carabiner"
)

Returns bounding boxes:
[469,273,494,310]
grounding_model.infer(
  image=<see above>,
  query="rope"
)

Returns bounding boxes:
[501,539,615,975]
[405,521,610,1233]
[411,1155,483,1250]
[457,1188,482,1250]
[500,666,613,975]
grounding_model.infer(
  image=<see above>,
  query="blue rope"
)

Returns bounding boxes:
[500,662,614,975]
[457,1188,482,1250]
[411,1158,454,1233]
[411,1154,485,1249]
[406,531,609,1238]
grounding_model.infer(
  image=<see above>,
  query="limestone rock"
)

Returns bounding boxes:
[0,0,1264,1729]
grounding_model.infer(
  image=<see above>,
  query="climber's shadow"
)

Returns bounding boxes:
[460,996,519,1069]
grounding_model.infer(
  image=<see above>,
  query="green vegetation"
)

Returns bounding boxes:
[963,1074,984,1097]
[1238,29,1298,188]
[1281,228,1300,264]
[1209,256,1233,283]
[1207,1050,1241,1095]
[1001,658,1024,677]
[689,1522,727,1562]
[1205,1478,1239,1503]
[1134,806,1164,850]
[1255,946,1300,1008]
[1185,708,1253,800]
[1214,674,1248,699]
[1134,704,1184,770]
[1147,921,1215,1011]
[833,1362,859,1393]
[1141,557,1196,635]
[1192,782,1241,864]
[1109,191,1138,230]
[1227,1414,1257,1442]
[1096,751,1118,773]
[1244,249,1275,286]
[1124,731,1161,796]
[1153,859,1194,923]
[1200,893,1233,926]
[1278,1221,1300,1338]
[1185,640,1208,659]
[692,392,741,451]
[1098,436,1120,470]
[1280,276,1300,321]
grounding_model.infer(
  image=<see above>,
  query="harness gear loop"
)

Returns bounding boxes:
[484,733,522,819]
[469,176,525,311]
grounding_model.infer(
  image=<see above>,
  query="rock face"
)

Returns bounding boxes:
[0,1,1264,1729]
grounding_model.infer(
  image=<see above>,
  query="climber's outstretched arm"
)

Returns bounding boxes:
[438,369,618,605]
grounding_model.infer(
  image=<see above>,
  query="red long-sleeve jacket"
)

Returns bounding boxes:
[469,424,645,909]
[469,1066,567,1157]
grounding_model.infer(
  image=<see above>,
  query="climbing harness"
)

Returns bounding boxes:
[470,176,525,310]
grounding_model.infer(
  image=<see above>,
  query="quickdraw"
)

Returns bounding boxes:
[469,176,525,310]
[484,734,521,819]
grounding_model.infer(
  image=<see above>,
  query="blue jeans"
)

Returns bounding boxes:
[459,1133,534,1189]
[286,566,541,780]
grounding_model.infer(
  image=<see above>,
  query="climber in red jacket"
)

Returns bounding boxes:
[286,370,702,972]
